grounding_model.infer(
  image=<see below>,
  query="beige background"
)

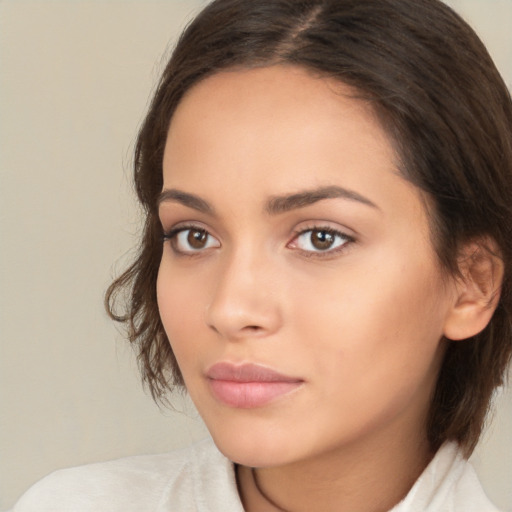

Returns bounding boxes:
[0,1,510,510]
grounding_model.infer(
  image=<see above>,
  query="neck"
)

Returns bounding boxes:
[237,422,433,512]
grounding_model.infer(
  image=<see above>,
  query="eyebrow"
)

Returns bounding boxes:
[157,189,215,215]
[266,185,379,214]
[157,185,379,216]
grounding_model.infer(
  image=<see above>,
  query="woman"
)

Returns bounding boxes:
[12,0,512,510]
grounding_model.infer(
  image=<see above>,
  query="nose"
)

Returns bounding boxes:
[205,248,282,340]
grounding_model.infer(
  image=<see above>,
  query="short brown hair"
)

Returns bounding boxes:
[106,0,512,456]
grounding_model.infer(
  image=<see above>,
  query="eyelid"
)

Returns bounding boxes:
[287,222,356,256]
[162,223,221,255]
[161,219,211,238]
[161,220,355,257]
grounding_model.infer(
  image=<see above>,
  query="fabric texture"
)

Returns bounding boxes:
[11,437,500,511]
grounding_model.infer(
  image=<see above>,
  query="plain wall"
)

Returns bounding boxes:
[0,1,510,510]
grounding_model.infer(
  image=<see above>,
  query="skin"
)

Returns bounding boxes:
[156,65,463,511]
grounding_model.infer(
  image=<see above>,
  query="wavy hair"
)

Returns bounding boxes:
[106,0,512,456]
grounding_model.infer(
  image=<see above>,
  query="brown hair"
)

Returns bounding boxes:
[106,0,512,456]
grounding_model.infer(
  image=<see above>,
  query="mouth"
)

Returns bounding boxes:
[206,362,304,409]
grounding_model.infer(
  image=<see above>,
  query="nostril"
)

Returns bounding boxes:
[204,295,281,338]
[208,323,221,334]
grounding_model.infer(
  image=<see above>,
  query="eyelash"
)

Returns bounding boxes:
[288,225,354,258]
[162,224,219,256]
[162,224,355,258]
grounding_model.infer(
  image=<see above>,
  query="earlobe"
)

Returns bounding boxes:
[443,240,504,341]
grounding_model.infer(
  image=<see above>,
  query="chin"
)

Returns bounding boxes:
[208,424,299,468]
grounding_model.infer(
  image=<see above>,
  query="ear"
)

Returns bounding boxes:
[443,239,504,341]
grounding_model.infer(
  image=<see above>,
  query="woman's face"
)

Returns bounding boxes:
[157,66,456,467]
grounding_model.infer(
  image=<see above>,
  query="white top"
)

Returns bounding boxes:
[10,438,500,512]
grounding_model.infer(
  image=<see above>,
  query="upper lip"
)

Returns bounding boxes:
[206,362,303,383]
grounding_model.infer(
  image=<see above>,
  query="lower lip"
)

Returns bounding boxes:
[208,379,302,408]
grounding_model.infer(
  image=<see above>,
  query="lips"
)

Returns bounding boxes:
[206,362,304,408]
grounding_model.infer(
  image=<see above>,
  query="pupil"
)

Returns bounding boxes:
[312,230,334,250]
[188,229,207,249]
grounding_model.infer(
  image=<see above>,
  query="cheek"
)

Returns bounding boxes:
[291,248,448,387]
[297,266,446,440]
[156,260,206,354]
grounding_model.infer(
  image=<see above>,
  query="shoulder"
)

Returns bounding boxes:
[443,455,502,512]
[10,438,243,512]
[392,442,502,512]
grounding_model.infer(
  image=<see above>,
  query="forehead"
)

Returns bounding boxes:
[164,66,394,179]
[162,65,428,228]
[172,65,374,121]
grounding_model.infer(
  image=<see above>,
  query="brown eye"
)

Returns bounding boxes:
[187,228,208,249]
[291,227,351,254]
[169,227,221,254]
[310,229,335,250]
